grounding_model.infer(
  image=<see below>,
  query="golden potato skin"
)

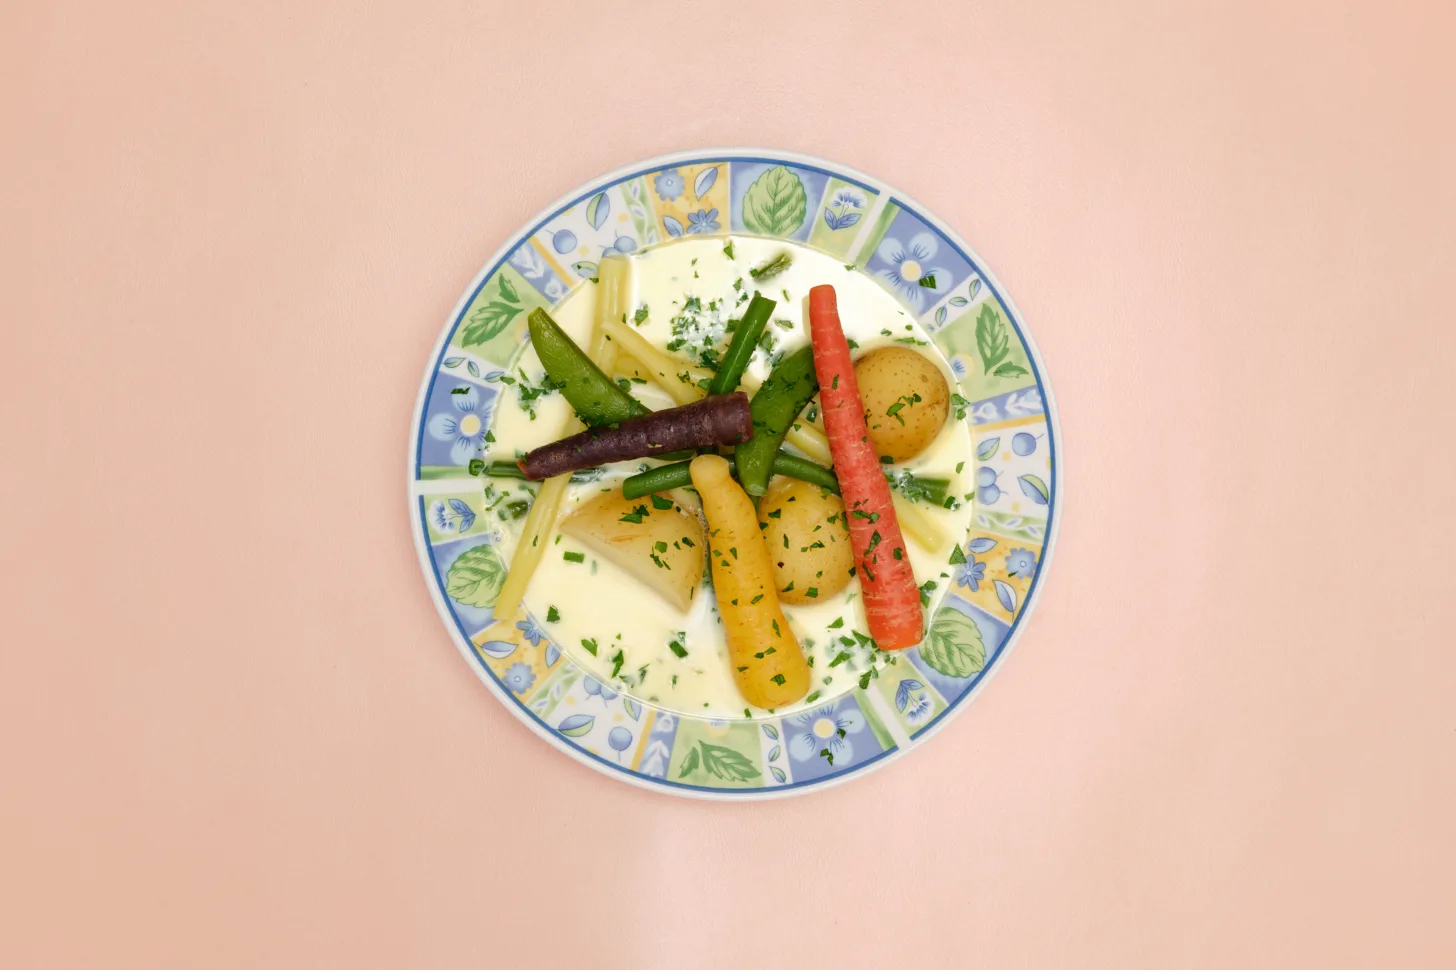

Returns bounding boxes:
[853,347,951,461]
[756,478,854,605]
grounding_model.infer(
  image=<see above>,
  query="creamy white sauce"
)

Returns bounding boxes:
[486,236,975,718]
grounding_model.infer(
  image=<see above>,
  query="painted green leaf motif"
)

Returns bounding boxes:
[920,607,986,678]
[741,165,808,236]
[557,713,594,738]
[497,275,521,304]
[1017,474,1050,505]
[678,746,700,778]
[698,742,761,781]
[461,301,522,347]
[445,544,507,608]
[993,361,1029,378]
[977,437,1000,461]
[585,191,610,230]
[975,304,1010,373]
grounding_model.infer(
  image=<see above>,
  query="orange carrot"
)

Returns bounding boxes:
[807,285,923,650]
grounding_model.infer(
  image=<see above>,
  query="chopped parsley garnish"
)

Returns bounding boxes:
[668,633,688,658]
[749,252,792,281]
[546,606,560,623]
[651,494,674,510]
[633,305,649,325]
[948,544,967,565]
[829,651,851,668]
[951,392,971,420]
[563,551,585,563]
[581,637,597,656]
[750,593,763,604]
[723,240,735,260]
[828,617,844,629]
[770,673,786,686]
[610,650,624,679]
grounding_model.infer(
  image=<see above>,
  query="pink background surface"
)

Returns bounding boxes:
[3,1,1454,967]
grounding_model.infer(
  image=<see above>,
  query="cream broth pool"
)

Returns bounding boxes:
[484,236,975,719]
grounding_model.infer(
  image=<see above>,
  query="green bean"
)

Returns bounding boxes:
[480,461,599,483]
[528,307,646,425]
[705,293,775,396]
[621,452,839,500]
[734,346,819,498]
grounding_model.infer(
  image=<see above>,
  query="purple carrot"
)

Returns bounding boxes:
[517,393,754,480]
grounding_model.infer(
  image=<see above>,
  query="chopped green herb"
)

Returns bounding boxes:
[828,617,844,629]
[770,673,786,685]
[581,637,598,656]
[749,252,792,281]
[546,606,560,623]
[651,494,674,510]
[723,240,735,260]
[751,593,763,604]
[829,651,851,667]
[806,587,819,598]
[767,508,782,519]
[563,551,585,563]
[610,650,624,679]
[805,691,821,704]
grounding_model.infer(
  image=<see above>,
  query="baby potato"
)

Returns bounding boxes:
[854,346,951,461]
[757,477,854,604]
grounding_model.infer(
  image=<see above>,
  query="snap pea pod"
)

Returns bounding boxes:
[527,307,691,461]
[705,293,775,396]
[621,451,839,500]
[734,346,820,498]
[528,307,647,425]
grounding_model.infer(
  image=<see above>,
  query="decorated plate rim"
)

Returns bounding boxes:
[408,147,1063,800]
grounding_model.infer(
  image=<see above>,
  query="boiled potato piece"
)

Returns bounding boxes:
[560,489,705,612]
[757,478,854,605]
[854,347,951,461]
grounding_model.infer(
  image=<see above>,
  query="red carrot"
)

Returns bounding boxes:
[807,285,923,649]
[517,392,752,480]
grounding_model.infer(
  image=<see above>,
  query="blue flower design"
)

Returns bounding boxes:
[429,498,476,534]
[1006,548,1038,578]
[428,384,490,464]
[905,692,933,725]
[822,190,866,231]
[653,168,685,202]
[686,208,720,233]
[430,501,453,531]
[875,232,951,310]
[954,557,986,591]
[516,618,545,647]
[950,356,968,378]
[502,662,536,694]
[583,675,618,703]
[787,702,865,765]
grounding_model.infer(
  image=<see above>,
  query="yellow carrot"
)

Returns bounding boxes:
[690,455,810,709]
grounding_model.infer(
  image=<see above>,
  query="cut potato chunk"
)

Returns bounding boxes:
[560,489,706,612]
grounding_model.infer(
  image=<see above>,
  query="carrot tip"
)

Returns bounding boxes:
[809,284,838,314]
